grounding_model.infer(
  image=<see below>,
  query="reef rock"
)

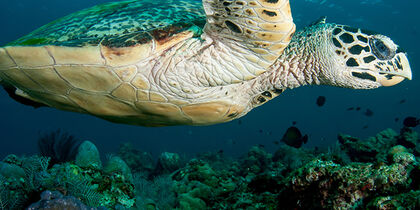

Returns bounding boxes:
[26,190,106,210]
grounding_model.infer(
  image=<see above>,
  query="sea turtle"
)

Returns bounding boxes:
[0,0,412,126]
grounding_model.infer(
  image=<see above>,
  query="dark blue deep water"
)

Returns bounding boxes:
[0,0,418,159]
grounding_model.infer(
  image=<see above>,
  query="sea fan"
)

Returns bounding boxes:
[37,130,82,166]
[0,175,8,210]
[0,174,28,210]
[133,174,176,209]
[66,176,103,207]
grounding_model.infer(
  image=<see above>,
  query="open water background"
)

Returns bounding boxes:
[0,0,418,159]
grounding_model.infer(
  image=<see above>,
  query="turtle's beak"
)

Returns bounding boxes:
[377,52,412,87]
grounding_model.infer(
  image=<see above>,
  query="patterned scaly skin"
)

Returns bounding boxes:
[249,22,411,109]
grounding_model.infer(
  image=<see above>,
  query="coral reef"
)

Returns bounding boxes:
[0,139,135,209]
[0,127,419,209]
[279,158,414,209]
[169,127,419,209]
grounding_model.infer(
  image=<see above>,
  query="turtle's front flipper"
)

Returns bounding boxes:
[203,0,295,69]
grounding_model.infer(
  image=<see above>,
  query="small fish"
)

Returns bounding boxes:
[399,99,406,104]
[259,129,263,133]
[273,141,279,145]
[356,107,361,111]
[347,107,354,111]
[403,117,420,128]
[395,118,399,122]
[292,121,297,125]
[316,96,326,107]
[364,109,374,117]
[238,120,242,125]
[281,126,308,148]
[362,125,369,129]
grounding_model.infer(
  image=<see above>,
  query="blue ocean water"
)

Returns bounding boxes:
[0,0,418,160]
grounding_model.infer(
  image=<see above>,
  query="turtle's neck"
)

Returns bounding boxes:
[262,24,335,91]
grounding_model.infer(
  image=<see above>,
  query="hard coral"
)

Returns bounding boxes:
[239,145,273,177]
[367,190,420,209]
[273,145,315,171]
[173,159,237,209]
[338,129,399,163]
[279,157,416,209]
[75,141,102,170]
[154,152,183,175]
[398,127,419,150]
[104,155,133,182]
[118,143,154,175]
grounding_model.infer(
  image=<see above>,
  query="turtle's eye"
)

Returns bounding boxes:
[370,38,394,60]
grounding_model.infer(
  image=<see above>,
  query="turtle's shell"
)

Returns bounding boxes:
[0,0,249,126]
[8,0,206,47]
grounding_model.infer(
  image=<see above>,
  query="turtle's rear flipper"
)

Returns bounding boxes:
[1,84,46,108]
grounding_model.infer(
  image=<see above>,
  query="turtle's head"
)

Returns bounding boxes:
[326,24,412,89]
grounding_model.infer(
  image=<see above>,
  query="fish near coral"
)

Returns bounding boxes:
[281,126,308,148]
[403,116,420,127]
